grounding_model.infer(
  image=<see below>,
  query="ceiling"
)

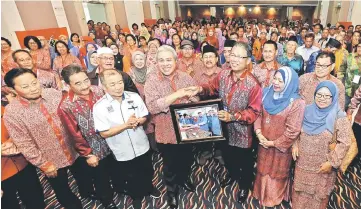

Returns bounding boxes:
[178,0,319,6]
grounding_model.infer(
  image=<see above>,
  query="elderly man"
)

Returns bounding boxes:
[277,36,305,76]
[93,69,160,209]
[58,65,117,209]
[177,40,203,77]
[317,28,330,49]
[252,40,282,88]
[3,68,87,209]
[144,45,198,208]
[12,49,61,89]
[187,42,262,203]
[193,45,222,86]
[88,47,138,93]
[221,40,236,70]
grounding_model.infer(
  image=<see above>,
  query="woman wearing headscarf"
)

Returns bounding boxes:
[129,50,157,151]
[160,29,169,45]
[109,43,123,71]
[215,28,226,54]
[253,67,306,207]
[123,34,143,74]
[204,28,219,49]
[198,29,206,43]
[24,36,51,71]
[86,50,97,73]
[292,81,352,209]
[191,32,200,53]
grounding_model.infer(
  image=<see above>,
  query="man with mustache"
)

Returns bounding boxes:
[177,40,203,77]
[58,64,117,208]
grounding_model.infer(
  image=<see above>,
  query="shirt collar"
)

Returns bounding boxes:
[157,69,179,82]
[105,92,127,103]
[19,91,45,107]
[260,60,279,70]
[68,88,94,102]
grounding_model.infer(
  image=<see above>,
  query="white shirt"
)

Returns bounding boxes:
[296,45,320,62]
[93,91,150,161]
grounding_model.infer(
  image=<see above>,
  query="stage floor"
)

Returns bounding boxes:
[38,152,360,209]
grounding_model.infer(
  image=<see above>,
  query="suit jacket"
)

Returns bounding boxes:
[87,67,139,94]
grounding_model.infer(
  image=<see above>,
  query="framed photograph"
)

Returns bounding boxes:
[170,99,228,144]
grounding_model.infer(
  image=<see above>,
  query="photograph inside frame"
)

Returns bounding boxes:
[171,99,227,143]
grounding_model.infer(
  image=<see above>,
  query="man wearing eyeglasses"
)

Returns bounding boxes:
[177,40,203,77]
[87,47,138,93]
[299,52,345,108]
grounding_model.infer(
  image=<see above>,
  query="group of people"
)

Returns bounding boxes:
[1,15,361,209]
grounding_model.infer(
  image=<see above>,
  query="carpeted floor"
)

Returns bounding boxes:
[36,152,360,209]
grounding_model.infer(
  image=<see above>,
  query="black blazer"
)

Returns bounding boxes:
[87,68,139,94]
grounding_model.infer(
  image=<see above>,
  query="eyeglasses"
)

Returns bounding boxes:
[315,63,332,70]
[230,54,248,60]
[315,93,333,100]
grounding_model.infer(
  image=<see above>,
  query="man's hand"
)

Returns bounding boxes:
[44,164,58,178]
[292,143,299,161]
[218,110,232,122]
[317,161,333,174]
[184,86,202,97]
[1,141,20,156]
[86,155,99,167]
[126,114,139,129]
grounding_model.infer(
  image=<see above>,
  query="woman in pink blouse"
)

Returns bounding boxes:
[292,81,352,209]
[24,36,51,71]
[53,40,81,76]
[253,67,306,207]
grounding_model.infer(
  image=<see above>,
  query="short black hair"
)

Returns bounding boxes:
[4,68,37,88]
[87,20,94,24]
[305,33,315,40]
[230,32,239,38]
[105,37,116,44]
[348,25,354,29]
[109,42,118,49]
[1,37,11,47]
[12,49,32,62]
[139,36,147,41]
[149,38,162,46]
[132,23,139,29]
[270,32,278,37]
[263,40,278,50]
[125,34,137,43]
[314,23,323,30]
[70,33,80,43]
[61,64,85,84]
[316,52,336,64]
[24,36,42,50]
[54,40,70,56]
[300,27,308,32]
[237,26,244,31]
[339,25,345,30]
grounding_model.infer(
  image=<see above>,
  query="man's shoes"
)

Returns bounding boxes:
[84,192,97,200]
[150,187,162,199]
[182,180,195,192]
[132,197,142,209]
[103,201,117,209]
[167,192,178,209]
[220,176,233,188]
[237,189,249,204]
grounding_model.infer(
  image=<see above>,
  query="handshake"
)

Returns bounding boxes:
[176,86,202,98]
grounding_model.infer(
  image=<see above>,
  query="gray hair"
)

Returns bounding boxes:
[156,45,178,61]
[99,69,122,85]
[232,42,252,57]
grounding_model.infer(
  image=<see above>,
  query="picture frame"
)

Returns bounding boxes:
[170,99,228,144]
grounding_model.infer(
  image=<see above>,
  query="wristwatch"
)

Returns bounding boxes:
[230,114,236,122]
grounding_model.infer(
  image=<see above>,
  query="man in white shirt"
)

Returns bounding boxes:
[93,69,160,209]
[296,33,320,68]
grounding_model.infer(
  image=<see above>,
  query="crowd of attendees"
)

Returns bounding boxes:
[1,16,361,209]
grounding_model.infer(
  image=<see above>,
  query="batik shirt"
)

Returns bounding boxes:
[277,54,304,76]
[58,86,111,160]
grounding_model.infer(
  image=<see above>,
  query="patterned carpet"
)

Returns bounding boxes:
[34,152,360,209]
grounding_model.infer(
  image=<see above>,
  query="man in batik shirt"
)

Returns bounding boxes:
[177,40,203,77]
[221,40,236,70]
[252,40,282,88]
[187,42,262,203]
[3,68,88,209]
[58,64,117,209]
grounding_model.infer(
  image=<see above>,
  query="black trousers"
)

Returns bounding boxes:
[88,155,114,204]
[157,143,194,193]
[1,164,45,209]
[111,150,154,199]
[46,157,90,209]
[221,144,255,191]
[353,123,361,159]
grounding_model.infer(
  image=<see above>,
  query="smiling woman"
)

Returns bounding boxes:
[52,40,81,76]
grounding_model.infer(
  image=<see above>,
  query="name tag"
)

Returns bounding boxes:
[353,75,360,84]
[107,106,114,113]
